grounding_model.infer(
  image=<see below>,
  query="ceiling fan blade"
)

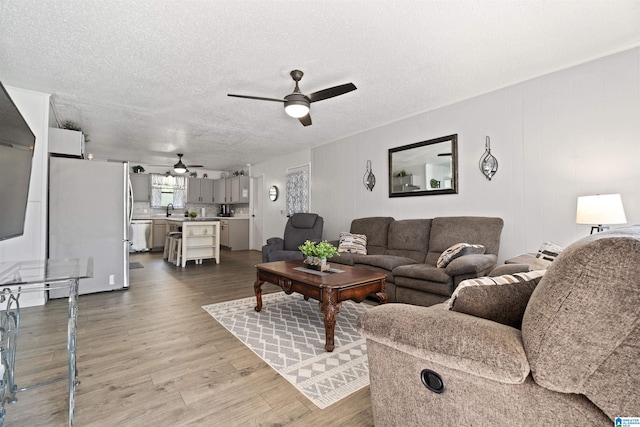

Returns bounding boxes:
[298,114,312,126]
[227,94,284,103]
[187,165,204,168]
[307,83,357,103]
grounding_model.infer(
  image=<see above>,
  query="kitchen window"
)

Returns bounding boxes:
[150,174,186,208]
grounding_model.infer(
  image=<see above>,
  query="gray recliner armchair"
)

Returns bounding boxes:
[261,213,324,262]
[358,226,640,426]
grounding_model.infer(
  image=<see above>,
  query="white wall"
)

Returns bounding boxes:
[250,149,311,247]
[255,47,640,262]
[0,86,50,262]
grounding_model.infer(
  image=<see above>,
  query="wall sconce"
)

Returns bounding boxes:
[479,136,498,180]
[363,160,376,191]
[576,194,627,234]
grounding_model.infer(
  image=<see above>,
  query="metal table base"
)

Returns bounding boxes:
[0,258,91,427]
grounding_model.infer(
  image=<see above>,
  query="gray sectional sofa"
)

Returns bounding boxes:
[330,216,504,306]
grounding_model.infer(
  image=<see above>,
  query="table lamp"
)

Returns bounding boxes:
[576,194,627,234]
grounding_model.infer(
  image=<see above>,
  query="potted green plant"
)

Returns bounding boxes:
[298,240,316,264]
[189,211,197,220]
[298,240,339,270]
[315,240,339,261]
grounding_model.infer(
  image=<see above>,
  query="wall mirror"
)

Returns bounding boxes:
[388,134,458,197]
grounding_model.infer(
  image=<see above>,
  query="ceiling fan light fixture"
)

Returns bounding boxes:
[284,93,310,118]
[174,153,187,174]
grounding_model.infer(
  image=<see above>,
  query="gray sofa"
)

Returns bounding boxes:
[330,216,504,306]
[357,226,640,426]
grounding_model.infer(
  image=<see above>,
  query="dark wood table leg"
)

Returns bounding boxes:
[375,278,388,304]
[254,277,264,312]
[319,288,341,352]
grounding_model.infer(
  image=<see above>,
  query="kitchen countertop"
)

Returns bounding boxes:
[132,215,249,221]
[214,216,249,221]
[166,217,221,222]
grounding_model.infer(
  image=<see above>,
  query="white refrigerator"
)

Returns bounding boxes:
[49,157,131,297]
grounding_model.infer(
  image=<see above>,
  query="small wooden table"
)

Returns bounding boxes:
[254,260,387,352]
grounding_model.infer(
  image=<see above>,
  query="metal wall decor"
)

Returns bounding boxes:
[363,160,376,191]
[479,136,498,180]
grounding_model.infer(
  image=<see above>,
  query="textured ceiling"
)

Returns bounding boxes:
[1,1,639,171]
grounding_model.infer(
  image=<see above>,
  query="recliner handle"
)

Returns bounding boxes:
[421,369,445,394]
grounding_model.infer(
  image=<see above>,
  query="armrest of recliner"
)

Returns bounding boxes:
[357,303,530,384]
[261,237,285,262]
[265,237,285,249]
[445,254,497,276]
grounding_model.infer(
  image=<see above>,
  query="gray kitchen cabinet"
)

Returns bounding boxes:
[130,173,151,202]
[220,219,229,247]
[213,176,250,204]
[48,127,85,157]
[187,177,214,204]
[225,178,232,202]
[229,176,250,203]
[213,179,226,203]
[152,219,167,251]
[219,218,249,250]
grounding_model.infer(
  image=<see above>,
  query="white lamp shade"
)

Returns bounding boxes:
[576,194,627,225]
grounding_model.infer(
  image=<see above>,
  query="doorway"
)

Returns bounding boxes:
[250,175,264,250]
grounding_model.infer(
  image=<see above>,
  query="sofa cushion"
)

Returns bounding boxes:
[329,252,356,266]
[353,254,418,272]
[446,270,546,328]
[351,217,394,255]
[385,219,431,262]
[338,232,367,255]
[426,217,503,265]
[392,263,452,284]
[436,243,486,268]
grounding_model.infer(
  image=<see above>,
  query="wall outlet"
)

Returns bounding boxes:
[143,208,148,213]
[109,274,115,285]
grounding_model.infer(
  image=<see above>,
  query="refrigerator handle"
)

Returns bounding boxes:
[127,176,134,227]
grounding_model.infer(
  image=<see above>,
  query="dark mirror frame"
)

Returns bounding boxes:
[388,134,458,197]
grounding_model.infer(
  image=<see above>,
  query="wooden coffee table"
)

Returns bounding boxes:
[254,260,387,352]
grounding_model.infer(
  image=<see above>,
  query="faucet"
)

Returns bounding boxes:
[166,203,174,217]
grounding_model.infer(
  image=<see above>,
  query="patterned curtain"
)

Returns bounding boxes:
[150,173,165,187]
[286,170,309,215]
[172,187,185,207]
[150,174,186,208]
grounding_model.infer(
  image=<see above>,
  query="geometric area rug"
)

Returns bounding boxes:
[202,291,371,409]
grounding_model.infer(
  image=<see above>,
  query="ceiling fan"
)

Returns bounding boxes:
[152,153,203,173]
[228,70,357,126]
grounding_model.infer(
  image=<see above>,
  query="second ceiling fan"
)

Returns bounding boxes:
[228,70,357,126]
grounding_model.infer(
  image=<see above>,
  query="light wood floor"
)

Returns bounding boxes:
[6,250,374,426]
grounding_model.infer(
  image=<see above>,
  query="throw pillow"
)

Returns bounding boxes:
[338,232,367,255]
[446,270,546,328]
[536,241,563,262]
[436,243,486,268]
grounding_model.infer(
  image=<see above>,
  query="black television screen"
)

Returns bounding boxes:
[0,81,36,241]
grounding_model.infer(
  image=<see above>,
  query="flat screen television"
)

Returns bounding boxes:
[0,80,36,241]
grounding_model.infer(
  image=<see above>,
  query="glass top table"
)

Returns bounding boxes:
[0,257,93,286]
[0,257,93,427]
